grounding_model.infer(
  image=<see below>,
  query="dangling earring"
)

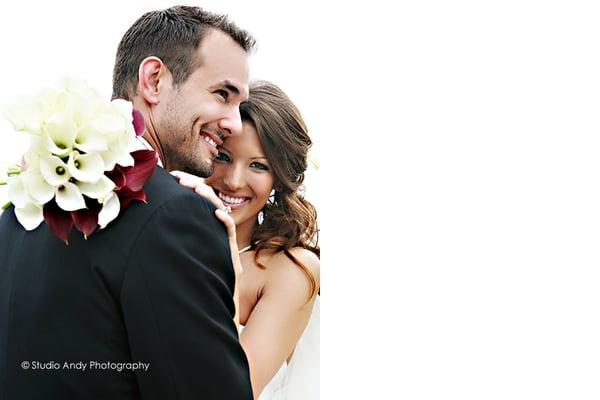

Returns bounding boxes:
[267,189,276,205]
[259,189,277,225]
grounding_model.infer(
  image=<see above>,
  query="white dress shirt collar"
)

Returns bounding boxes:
[134,136,164,168]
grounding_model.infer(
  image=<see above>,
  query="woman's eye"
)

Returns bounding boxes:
[215,152,230,162]
[250,161,269,171]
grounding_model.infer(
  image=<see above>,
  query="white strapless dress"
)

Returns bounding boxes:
[249,295,320,400]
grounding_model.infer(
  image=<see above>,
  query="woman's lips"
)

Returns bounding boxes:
[218,192,250,209]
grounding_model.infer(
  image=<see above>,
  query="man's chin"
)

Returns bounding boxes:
[193,162,213,178]
[175,159,213,178]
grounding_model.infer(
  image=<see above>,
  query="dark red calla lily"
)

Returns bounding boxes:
[71,200,102,238]
[132,108,145,136]
[117,187,147,211]
[123,150,157,191]
[43,200,74,243]
[105,166,126,190]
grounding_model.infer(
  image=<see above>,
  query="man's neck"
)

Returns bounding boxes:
[141,132,166,168]
[131,99,167,169]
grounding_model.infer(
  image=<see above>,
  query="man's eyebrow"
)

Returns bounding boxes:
[219,80,240,95]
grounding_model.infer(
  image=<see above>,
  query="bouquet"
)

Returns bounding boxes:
[0,78,157,243]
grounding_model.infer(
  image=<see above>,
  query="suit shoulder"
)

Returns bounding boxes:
[90,168,217,246]
[137,167,216,216]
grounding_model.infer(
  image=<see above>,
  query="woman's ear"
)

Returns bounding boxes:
[137,56,169,105]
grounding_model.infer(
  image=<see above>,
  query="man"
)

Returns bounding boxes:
[0,6,255,399]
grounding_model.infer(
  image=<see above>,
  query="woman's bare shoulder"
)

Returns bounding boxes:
[259,247,320,295]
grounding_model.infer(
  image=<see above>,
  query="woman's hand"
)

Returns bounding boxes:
[170,170,225,211]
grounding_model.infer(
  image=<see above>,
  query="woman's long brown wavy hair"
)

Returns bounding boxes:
[241,81,320,301]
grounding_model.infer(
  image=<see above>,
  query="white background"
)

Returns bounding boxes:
[3,1,600,399]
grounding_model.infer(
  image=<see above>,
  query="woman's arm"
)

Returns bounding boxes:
[241,249,320,398]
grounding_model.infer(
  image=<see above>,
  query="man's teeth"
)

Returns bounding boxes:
[203,135,217,147]
[218,193,246,204]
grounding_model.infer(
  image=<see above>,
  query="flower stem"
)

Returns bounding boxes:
[0,179,6,185]
[7,166,21,176]
[1,201,12,210]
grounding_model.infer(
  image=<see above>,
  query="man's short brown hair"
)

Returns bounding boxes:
[112,5,255,100]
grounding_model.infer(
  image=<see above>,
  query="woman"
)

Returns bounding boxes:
[172,80,320,399]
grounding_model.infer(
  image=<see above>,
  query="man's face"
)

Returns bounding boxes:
[154,29,250,177]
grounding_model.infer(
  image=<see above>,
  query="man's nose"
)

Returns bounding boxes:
[218,106,243,138]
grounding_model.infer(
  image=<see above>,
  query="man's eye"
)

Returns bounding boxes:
[215,152,230,162]
[250,162,269,171]
[215,90,229,100]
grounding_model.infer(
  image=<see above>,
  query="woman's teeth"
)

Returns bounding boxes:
[218,193,246,204]
[203,135,217,147]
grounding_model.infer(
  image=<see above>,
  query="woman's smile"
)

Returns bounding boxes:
[216,190,251,209]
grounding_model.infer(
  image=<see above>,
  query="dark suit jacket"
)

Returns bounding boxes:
[0,166,252,399]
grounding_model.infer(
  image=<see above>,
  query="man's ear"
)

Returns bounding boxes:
[137,57,169,105]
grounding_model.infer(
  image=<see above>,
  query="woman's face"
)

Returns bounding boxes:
[205,121,275,227]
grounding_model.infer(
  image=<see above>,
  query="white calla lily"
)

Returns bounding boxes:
[3,97,44,134]
[76,175,115,199]
[21,172,55,203]
[44,113,77,157]
[99,149,119,171]
[3,78,148,238]
[67,151,105,183]
[59,77,103,101]
[40,156,70,186]
[114,147,135,168]
[14,203,44,231]
[55,181,86,211]
[92,111,127,136]
[7,175,34,207]
[123,127,139,151]
[28,134,50,159]
[98,192,120,229]
[110,99,134,121]
[101,135,135,170]
[60,79,103,125]
[75,124,108,153]
[37,88,64,121]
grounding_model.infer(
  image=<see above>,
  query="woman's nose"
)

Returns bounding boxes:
[223,166,244,191]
